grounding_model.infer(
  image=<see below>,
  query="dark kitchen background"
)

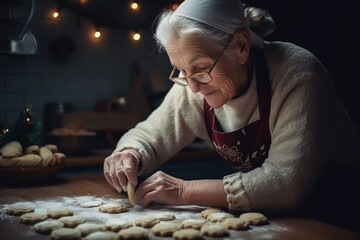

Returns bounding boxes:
[1,0,359,151]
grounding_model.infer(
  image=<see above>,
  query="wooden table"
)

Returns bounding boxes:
[1,170,359,240]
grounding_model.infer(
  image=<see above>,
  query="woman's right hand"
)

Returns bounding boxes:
[103,150,139,193]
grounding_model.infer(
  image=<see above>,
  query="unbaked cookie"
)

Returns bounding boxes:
[151,222,181,237]
[239,212,267,225]
[105,219,132,232]
[58,216,86,228]
[75,223,105,236]
[134,216,160,228]
[6,204,34,216]
[20,212,47,224]
[99,203,127,214]
[200,223,228,237]
[118,226,149,240]
[50,227,81,240]
[221,217,249,230]
[207,212,234,222]
[173,229,203,240]
[77,201,104,208]
[155,212,176,221]
[47,208,73,219]
[200,208,222,218]
[181,219,207,230]
[85,231,118,240]
[33,220,64,234]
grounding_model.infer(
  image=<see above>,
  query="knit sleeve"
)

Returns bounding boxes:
[114,85,208,175]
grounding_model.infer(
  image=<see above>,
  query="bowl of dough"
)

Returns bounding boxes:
[0,141,66,185]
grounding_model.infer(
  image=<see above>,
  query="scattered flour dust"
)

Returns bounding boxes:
[1,195,206,225]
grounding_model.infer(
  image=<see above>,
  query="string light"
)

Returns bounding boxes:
[94,29,101,38]
[132,32,141,41]
[52,11,59,18]
[130,1,139,10]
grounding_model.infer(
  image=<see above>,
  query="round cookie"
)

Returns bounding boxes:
[47,208,74,219]
[58,216,86,228]
[6,204,34,216]
[151,222,181,237]
[118,226,149,240]
[20,212,47,224]
[181,219,207,230]
[99,203,128,214]
[221,217,249,230]
[207,212,234,222]
[173,229,203,240]
[75,223,105,236]
[78,201,104,208]
[33,220,64,234]
[200,208,222,218]
[134,216,160,228]
[239,212,268,225]
[85,231,118,240]
[105,219,132,232]
[200,223,228,237]
[51,227,81,240]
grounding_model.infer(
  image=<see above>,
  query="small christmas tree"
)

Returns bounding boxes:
[0,106,44,148]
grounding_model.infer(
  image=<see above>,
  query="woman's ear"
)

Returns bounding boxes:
[233,29,250,64]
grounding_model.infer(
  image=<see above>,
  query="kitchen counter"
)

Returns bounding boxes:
[1,170,359,240]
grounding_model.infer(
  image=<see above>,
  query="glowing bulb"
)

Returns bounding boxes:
[133,33,141,41]
[53,11,59,18]
[130,2,139,10]
[94,30,101,38]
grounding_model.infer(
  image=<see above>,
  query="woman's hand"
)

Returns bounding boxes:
[103,150,139,193]
[136,171,185,207]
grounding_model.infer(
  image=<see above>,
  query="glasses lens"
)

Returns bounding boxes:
[190,73,212,83]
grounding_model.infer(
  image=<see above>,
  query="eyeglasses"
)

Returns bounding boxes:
[169,36,233,86]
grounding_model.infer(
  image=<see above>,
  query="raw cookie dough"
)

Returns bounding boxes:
[51,227,81,240]
[200,208,222,218]
[181,219,207,230]
[47,208,73,219]
[118,226,149,240]
[173,229,203,240]
[99,203,128,214]
[151,222,181,237]
[75,223,105,236]
[58,216,86,228]
[6,204,34,216]
[155,212,176,221]
[134,216,160,228]
[20,212,47,224]
[200,223,228,237]
[127,181,136,206]
[77,201,104,208]
[207,212,234,222]
[221,217,249,230]
[105,219,132,232]
[239,212,268,225]
[85,231,118,240]
[33,220,64,234]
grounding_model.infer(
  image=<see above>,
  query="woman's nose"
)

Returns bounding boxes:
[187,78,201,93]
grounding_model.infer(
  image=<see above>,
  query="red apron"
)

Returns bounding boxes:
[204,48,271,172]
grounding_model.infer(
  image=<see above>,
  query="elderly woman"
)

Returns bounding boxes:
[103,0,360,213]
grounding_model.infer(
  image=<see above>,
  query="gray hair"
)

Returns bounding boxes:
[154,6,275,54]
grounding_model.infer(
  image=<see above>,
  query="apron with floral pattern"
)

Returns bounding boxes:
[204,48,271,172]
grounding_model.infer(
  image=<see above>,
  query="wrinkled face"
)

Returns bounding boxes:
[166,36,247,108]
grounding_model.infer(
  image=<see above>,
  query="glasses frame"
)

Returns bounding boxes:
[169,36,233,86]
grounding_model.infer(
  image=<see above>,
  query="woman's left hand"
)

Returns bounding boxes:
[136,171,185,207]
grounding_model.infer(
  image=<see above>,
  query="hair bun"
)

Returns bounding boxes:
[245,7,276,37]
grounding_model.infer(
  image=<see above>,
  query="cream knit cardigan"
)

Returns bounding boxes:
[115,41,360,212]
